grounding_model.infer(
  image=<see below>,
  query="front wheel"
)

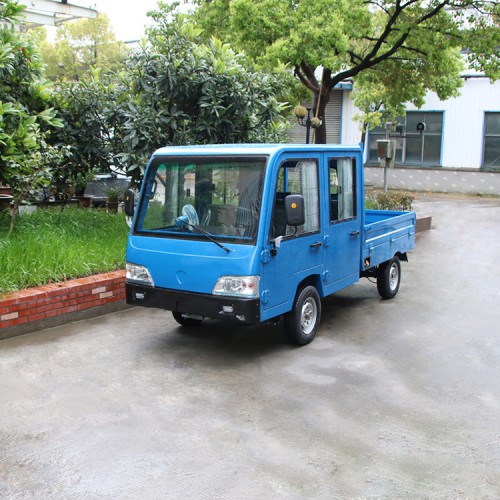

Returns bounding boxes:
[377,257,401,299]
[172,311,203,327]
[284,285,321,346]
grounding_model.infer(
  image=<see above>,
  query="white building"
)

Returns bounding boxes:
[291,76,500,172]
[15,0,97,28]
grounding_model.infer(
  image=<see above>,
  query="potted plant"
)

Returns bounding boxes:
[71,170,95,207]
[0,184,12,196]
[0,193,13,211]
[104,186,121,213]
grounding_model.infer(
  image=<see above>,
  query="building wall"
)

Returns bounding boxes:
[288,78,500,170]
[405,78,500,169]
[341,90,363,146]
[340,77,500,170]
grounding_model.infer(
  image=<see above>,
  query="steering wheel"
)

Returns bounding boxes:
[182,204,199,228]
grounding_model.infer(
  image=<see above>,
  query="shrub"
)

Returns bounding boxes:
[373,191,415,211]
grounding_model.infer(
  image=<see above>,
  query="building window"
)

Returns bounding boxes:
[368,111,443,166]
[483,112,500,170]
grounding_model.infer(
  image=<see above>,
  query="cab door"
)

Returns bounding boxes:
[261,154,324,320]
[322,156,361,295]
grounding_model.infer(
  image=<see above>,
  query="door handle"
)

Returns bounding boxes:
[310,241,322,248]
[350,230,360,237]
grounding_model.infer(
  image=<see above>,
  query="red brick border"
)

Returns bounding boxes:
[0,270,126,332]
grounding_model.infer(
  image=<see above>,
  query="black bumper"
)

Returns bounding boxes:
[126,283,261,325]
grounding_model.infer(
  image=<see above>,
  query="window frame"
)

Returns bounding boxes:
[329,157,357,224]
[367,111,444,167]
[133,154,268,245]
[269,157,321,242]
[482,112,500,170]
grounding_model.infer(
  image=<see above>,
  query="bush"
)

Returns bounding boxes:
[366,191,415,211]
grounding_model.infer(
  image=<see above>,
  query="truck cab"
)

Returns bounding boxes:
[126,144,415,345]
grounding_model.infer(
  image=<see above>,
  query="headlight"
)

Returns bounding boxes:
[212,275,260,298]
[126,263,154,286]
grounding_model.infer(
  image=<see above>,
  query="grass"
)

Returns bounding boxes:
[0,207,130,293]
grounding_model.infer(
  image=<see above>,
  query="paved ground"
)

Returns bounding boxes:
[365,166,500,195]
[1,195,500,499]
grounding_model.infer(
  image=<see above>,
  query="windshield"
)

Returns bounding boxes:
[134,155,267,245]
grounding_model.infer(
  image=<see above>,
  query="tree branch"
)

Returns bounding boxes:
[294,63,318,93]
[329,1,452,87]
[347,50,363,64]
[300,61,319,87]
[363,1,390,15]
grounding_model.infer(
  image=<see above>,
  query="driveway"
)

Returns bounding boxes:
[1,195,500,498]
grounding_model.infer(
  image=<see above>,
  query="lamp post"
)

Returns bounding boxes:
[294,105,322,144]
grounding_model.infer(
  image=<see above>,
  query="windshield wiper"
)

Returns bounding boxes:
[176,219,230,253]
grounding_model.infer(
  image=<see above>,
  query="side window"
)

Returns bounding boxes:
[330,158,356,222]
[270,158,320,239]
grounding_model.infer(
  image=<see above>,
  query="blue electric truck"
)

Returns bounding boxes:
[124,144,415,345]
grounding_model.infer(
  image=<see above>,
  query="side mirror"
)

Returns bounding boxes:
[124,188,135,217]
[284,194,305,227]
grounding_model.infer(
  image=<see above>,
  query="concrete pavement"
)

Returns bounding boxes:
[1,195,500,498]
[365,165,500,195]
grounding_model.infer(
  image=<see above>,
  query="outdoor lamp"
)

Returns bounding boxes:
[293,104,322,144]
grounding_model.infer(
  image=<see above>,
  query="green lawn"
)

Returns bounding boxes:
[0,207,130,293]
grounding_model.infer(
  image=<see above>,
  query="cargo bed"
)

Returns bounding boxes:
[363,210,416,268]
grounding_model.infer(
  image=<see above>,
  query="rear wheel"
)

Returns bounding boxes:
[284,285,321,346]
[172,311,203,327]
[377,257,401,299]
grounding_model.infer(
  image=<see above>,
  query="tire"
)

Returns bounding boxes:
[377,256,401,299]
[284,285,321,346]
[172,311,203,327]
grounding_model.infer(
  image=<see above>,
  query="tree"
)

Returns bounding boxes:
[49,69,127,190]
[351,45,464,141]
[36,14,128,82]
[190,0,500,143]
[0,1,63,235]
[42,11,290,184]
[117,12,291,181]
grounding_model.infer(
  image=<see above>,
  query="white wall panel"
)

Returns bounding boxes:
[405,78,500,168]
[341,78,500,169]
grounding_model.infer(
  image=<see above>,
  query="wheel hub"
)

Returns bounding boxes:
[389,263,399,290]
[301,298,317,335]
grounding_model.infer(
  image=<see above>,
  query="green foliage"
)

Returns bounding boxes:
[190,0,500,143]
[0,1,64,233]
[365,191,415,211]
[49,69,126,182]
[0,0,24,24]
[103,185,121,202]
[458,3,500,80]
[0,207,129,292]
[364,193,380,211]
[38,9,291,186]
[119,14,290,180]
[34,14,129,82]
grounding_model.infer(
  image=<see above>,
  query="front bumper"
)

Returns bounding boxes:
[126,283,261,325]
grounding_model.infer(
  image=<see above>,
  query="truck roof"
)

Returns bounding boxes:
[152,143,362,157]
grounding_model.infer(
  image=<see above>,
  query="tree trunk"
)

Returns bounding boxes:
[312,90,331,144]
